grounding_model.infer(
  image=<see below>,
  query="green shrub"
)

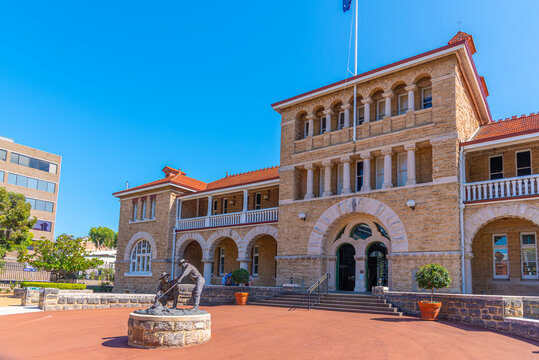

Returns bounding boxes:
[415,263,451,302]
[231,268,250,286]
[20,282,86,290]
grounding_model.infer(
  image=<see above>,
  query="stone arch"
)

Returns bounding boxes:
[464,203,539,253]
[123,231,158,260]
[239,225,278,259]
[308,197,408,255]
[176,232,206,260]
[413,72,432,84]
[206,228,242,258]
[390,80,407,90]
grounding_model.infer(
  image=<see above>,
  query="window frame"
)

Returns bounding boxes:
[376,100,385,120]
[338,111,345,130]
[130,239,152,274]
[337,164,343,195]
[489,155,504,180]
[222,198,228,214]
[213,199,218,215]
[320,116,328,134]
[493,234,509,279]
[521,232,538,279]
[150,198,156,219]
[515,150,532,177]
[252,246,259,276]
[357,105,365,124]
[397,153,407,187]
[132,202,138,221]
[421,87,432,109]
[0,149,6,161]
[141,199,146,220]
[398,93,408,115]
[375,157,384,189]
[254,193,261,210]
[218,247,225,276]
[319,168,324,197]
[304,120,310,138]
[355,160,363,192]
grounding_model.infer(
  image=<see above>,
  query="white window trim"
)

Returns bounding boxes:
[130,240,152,274]
[255,192,261,210]
[376,100,385,120]
[141,199,146,220]
[515,149,532,177]
[375,157,384,189]
[357,105,365,124]
[150,199,156,219]
[319,168,324,197]
[397,153,407,187]
[304,121,309,138]
[213,199,218,215]
[421,87,432,109]
[338,111,345,130]
[520,232,538,279]
[222,198,228,214]
[252,246,259,276]
[133,202,138,221]
[489,154,504,180]
[320,116,328,134]
[355,160,363,192]
[398,93,408,115]
[218,247,225,276]
[493,234,509,279]
[337,164,343,195]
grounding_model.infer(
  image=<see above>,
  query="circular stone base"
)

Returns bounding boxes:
[128,312,211,349]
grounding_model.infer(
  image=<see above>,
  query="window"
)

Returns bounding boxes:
[521,233,537,278]
[319,168,324,197]
[350,223,372,240]
[0,149,6,161]
[213,199,218,215]
[141,199,146,220]
[150,198,156,219]
[223,198,228,214]
[304,121,310,138]
[132,202,138,221]
[252,246,259,276]
[130,240,152,273]
[255,193,261,210]
[375,222,390,239]
[355,161,363,192]
[375,157,384,189]
[516,150,532,177]
[376,100,385,120]
[493,235,509,278]
[218,247,225,276]
[397,153,407,187]
[0,171,4,183]
[398,94,408,115]
[320,116,328,134]
[33,220,52,232]
[10,152,58,174]
[8,173,56,193]
[337,164,343,194]
[357,106,365,124]
[27,198,54,212]
[421,87,432,109]
[489,156,503,180]
[338,112,345,130]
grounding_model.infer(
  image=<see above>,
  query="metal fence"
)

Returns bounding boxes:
[0,261,50,282]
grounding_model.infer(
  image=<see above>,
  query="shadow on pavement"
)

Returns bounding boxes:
[102,336,130,348]
[371,317,421,322]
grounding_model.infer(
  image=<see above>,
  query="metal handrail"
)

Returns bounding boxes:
[289,273,329,311]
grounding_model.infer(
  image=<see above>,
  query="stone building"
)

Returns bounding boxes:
[113,32,538,296]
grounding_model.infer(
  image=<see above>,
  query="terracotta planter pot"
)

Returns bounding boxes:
[418,301,442,321]
[235,292,249,305]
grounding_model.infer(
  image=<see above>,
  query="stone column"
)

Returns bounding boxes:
[387,255,393,290]
[342,103,351,127]
[405,84,416,112]
[465,253,473,294]
[341,156,351,194]
[381,147,393,189]
[360,152,371,192]
[305,164,315,200]
[323,109,332,133]
[354,255,366,292]
[306,114,315,137]
[404,143,417,186]
[322,160,333,197]
[383,91,393,118]
[361,97,372,123]
[327,256,337,291]
[202,259,213,284]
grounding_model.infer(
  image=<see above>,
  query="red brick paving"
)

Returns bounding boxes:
[0,305,537,360]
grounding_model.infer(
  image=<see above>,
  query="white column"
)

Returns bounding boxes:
[465,254,473,294]
[354,255,366,292]
[381,147,393,189]
[242,190,248,212]
[341,156,351,194]
[360,152,371,192]
[322,160,333,197]
[327,256,337,291]
[205,195,212,226]
[405,84,416,112]
[239,259,249,271]
[323,109,332,132]
[383,91,393,118]
[361,98,372,123]
[404,143,417,186]
[306,114,315,137]
[305,164,315,200]
[342,103,351,127]
[202,260,213,284]
[177,199,182,220]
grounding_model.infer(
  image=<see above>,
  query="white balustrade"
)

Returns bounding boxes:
[463,175,539,202]
[176,207,278,231]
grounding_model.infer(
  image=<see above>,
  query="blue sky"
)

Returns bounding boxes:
[0,1,537,237]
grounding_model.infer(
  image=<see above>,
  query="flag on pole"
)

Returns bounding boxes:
[343,0,352,12]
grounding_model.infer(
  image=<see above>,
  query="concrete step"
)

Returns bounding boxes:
[261,298,391,308]
[270,295,386,305]
[249,301,402,316]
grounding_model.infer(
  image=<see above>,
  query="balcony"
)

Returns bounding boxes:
[463,174,539,203]
[176,207,279,231]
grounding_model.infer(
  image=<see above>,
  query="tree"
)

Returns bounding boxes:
[18,234,103,280]
[88,226,118,249]
[415,263,452,302]
[0,187,36,258]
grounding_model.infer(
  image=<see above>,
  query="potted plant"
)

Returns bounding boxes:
[231,268,250,305]
[415,263,451,321]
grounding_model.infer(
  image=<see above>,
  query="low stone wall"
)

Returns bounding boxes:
[200,285,287,305]
[372,287,539,342]
[17,288,93,306]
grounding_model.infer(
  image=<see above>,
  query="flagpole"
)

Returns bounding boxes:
[352,0,358,142]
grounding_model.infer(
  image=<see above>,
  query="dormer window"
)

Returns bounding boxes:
[421,87,432,109]
[320,116,328,134]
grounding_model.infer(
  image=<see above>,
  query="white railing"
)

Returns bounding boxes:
[176,207,278,231]
[463,174,539,202]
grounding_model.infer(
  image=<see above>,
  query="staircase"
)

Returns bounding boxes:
[250,292,403,316]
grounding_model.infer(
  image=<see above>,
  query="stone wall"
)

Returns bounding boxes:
[200,285,287,305]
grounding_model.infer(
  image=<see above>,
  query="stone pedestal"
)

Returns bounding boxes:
[128,312,211,349]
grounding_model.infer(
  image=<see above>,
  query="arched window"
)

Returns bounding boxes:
[130,240,152,273]
[350,223,372,240]
[374,222,390,240]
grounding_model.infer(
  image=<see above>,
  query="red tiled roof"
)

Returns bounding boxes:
[205,166,279,191]
[463,112,539,145]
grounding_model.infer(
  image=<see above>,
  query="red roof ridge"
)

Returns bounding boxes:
[492,111,539,124]
[225,165,279,178]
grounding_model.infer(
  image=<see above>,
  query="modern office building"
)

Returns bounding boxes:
[0,136,61,241]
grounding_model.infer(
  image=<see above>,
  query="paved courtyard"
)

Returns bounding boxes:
[0,305,537,360]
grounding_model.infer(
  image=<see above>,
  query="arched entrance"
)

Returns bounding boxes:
[212,237,239,284]
[337,244,355,291]
[181,241,203,284]
[366,242,388,291]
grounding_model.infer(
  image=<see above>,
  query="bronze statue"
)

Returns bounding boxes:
[155,272,181,308]
[175,259,205,310]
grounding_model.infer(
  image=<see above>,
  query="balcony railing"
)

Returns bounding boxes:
[176,207,278,231]
[463,174,539,202]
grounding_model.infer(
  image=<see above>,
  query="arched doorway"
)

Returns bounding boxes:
[366,242,388,291]
[248,235,277,287]
[212,237,239,284]
[181,241,203,284]
[337,244,356,291]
